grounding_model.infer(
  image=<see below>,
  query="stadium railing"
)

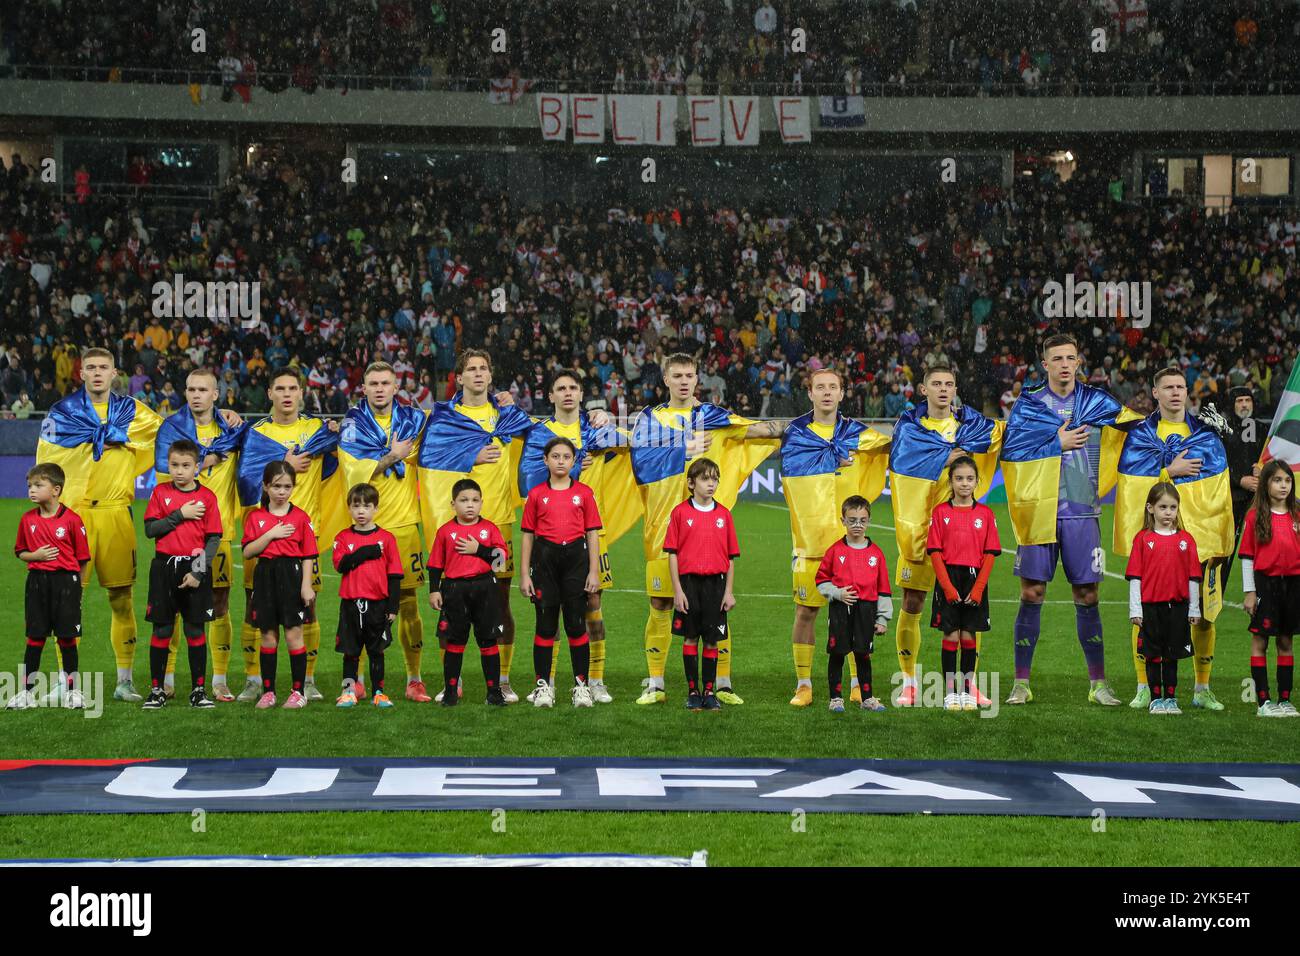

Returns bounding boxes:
[2,65,1297,98]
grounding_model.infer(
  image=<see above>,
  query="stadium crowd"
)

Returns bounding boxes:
[0,0,1296,96]
[0,144,1296,425]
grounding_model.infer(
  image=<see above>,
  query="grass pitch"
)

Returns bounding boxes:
[0,497,1294,865]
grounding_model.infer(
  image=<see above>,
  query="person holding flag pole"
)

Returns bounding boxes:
[887,365,1003,707]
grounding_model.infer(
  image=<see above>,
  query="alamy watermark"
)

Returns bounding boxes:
[1042,275,1151,329]
[1,670,105,718]
[890,664,1001,718]
[152,274,261,329]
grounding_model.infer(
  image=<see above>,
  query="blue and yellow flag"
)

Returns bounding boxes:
[236,418,340,508]
[629,403,775,559]
[337,401,427,532]
[517,414,642,546]
[37,388,161,508]
[418,393,533,533]
[156,405,249,540]
[155,404,247,473]
[1113,412,1233,562]
[339,401,426,481]
[888,403,1003,566]
[780,412,890,560]
[1001,384,1141,545]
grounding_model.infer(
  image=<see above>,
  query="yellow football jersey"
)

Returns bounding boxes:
[639,406,751,560]
[35,399,161,509]
[254,417,326,522]
[160,419,240,541]
[337,409,424,531]
[455,401,517,528]
[1156,419,1191,482]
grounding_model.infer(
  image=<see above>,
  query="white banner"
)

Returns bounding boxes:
[536,96,811,146]
[686,96,722,146]
[536,93,568,141]
[608,95,677,146]
[774,96,811,144]
[723,96,760,146]
[570,93,605,144]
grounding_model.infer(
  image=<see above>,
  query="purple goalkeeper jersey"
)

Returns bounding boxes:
[1040,386,1102,520]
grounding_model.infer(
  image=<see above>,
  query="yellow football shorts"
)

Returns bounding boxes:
[392,524,426,589]
[211,539,234,590]
[792,554,826,609]
[645,555,672,598]
[894,554,936,593]
[597,534,613,591]
[83,504,137,589]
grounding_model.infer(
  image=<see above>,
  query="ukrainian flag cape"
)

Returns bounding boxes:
[236,416,348,553]
[517,414,641,546]
[339,401,426,481]
[888,403,1003,566]
[1113,412,1233,559]
[629,402,776,559]
[1001,384,1141,545]
[780,413,890,559]
[418,393,533,534]
[38,388,160,507]
[155,404,247,474]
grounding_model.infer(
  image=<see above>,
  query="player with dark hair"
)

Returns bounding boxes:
[428,478,510,707]
[141,439,223,710]
[9,463,90,710]
[1001,333,1137,706]
[241,460,319,709]
[664,457,740,711]
[332,482,403,709]
[519,436,603,708]
[815,495,892,712]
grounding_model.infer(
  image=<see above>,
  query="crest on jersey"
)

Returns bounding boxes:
[572,495,581,506]
[479,530,489,540]
[868,556,877,566]
[55,527,65,538]
[974,518,983,529]
[1179,540,1187,551]
[715,518,724,529]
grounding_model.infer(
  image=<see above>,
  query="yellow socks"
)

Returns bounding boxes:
[241,592,260,679]
[644,606,672,679]
[793,642,813,682]
[209,611,233,682]
[1192,620,1216,686]
[500,641,515,681]
[587,608,606,682]
[895,609,922,679]
[302,620,321,679]
[717,632,732,680]
[398,590,423,680]
[107,588,137,672]
[1131,623,1145,682]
